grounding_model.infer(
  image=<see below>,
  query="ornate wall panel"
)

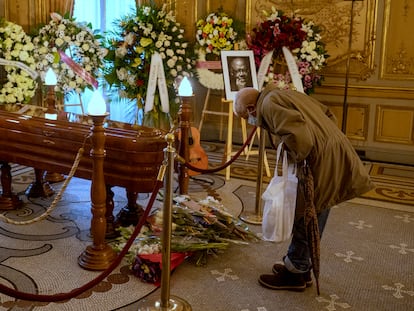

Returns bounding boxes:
[380,0,414,80]
[246,0,377,80]
[346,105,369,140]
[205,0,247,22]
[375,105,414,144]
[165,0,247,42]
[164,0,202,42]
[327,103,368,140]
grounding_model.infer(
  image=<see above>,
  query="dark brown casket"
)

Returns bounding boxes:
[0,106,167,231]
[0,109,167,192]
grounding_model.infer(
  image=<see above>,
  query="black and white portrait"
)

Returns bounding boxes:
[221,50,258,101]
[227,56,253,91]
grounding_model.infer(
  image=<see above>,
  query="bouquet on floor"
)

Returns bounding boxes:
[248,7,329,94]
[111,195,258,285]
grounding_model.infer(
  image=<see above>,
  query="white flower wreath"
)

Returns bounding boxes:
[32,13,106,97]
[196,50,224,90]
[0,19,38,104]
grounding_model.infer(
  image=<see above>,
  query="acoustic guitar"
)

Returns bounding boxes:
[177,127,209,176]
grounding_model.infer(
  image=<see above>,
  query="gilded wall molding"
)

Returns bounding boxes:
[380,0,414,80]
[2,0,74,32]
[165,0,199,41]
[375,105,414,144]
[316,84,414,100]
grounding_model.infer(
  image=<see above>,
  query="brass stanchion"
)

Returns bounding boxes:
[136,133,191,310]
[239,128,266,224]
[78,91,116,270]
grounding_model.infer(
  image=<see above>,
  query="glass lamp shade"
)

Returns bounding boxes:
[87,90,107,115]
[178,77,193,96]
[45,68,57,86]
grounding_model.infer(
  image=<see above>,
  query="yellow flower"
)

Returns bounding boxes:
[131,57,142,68]
[135,46,144,54]
[140,37,153,47]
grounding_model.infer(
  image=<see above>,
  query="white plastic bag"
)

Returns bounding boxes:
[261,143,298,242]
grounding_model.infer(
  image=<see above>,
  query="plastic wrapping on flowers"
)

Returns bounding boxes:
[248,7,329,94]
[111,195,259,284]
[103,2,196,129]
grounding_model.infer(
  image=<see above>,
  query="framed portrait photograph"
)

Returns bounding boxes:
[221,50,258,101]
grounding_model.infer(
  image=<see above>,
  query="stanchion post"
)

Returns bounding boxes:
[161,133,174,307]
[78,91,116,270]
[136,133,192,310]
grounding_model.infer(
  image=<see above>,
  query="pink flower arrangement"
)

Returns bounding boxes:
[248,8,329,94]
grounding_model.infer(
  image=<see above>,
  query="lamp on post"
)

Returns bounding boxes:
[43,68,66,184]
[78,89,116,270]
[177,77,193,195]
[44,68,58,120]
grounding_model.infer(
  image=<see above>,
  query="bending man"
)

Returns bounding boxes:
[234,85,374,292]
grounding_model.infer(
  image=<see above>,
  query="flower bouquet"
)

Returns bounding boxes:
[112,195,258,285]
[0,18,38,104]
[32,13,105,98]
[194,8,245,90]
[248,7,329,94]
[132,252,188,286]
[103,2,195,128]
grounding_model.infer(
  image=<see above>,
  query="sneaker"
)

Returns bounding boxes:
[272,263,313,287]
[258,266,306,292]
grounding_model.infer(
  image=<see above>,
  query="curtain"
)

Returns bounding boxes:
[48,0,75,17]
[73,0,136,31]
[68,0,136,118]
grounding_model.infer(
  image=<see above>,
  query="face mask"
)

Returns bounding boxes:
[247,114,257,125]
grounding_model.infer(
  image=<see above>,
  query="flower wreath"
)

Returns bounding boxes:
[103,3,195,127]
[32,13,106,97]
[195,51,224,90]
[195,10,245,90]
[248,7,328,94]
[0,19,38,104]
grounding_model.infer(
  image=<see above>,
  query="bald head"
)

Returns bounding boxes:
[234,87,260,119]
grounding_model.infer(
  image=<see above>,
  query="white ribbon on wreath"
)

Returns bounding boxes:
[0,58,39,80]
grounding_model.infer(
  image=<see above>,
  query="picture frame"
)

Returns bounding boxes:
[221,50,258,101]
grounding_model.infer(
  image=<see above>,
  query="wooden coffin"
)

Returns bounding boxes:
[0,109,167,193]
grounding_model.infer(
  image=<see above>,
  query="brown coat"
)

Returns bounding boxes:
[257,86,374,212]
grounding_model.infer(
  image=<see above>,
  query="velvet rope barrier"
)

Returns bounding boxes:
[0,167,165,302]
[0,127,257,301]
[181,126,257,174]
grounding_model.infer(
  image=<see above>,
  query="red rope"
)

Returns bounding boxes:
[0,179,164,302]
[0,126,259,301]
[184,126,258,174]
